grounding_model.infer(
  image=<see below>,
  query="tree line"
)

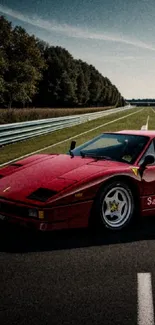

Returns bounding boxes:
[0,15,126,109]
[128,99,155,102]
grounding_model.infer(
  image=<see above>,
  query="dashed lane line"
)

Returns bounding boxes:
[137,273,154,325]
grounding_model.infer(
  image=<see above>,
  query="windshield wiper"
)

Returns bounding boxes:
[80,151,113,160]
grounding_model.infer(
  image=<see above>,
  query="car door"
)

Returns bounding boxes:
[138,138,155,212]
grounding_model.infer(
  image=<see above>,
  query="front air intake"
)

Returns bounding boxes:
[27,188,57,202]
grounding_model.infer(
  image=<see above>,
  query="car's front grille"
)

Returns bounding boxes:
[0,202,28,218]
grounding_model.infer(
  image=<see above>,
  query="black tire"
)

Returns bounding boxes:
[91,180,136,232]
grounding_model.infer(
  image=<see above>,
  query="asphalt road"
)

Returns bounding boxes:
[1,218,155,325]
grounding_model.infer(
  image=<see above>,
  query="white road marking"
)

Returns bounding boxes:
[137,273,154,325]
[0,108,143,167]
[141,115,149,130]
[151,108,155,113]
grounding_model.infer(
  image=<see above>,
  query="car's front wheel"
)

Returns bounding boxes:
[95,181,135,231]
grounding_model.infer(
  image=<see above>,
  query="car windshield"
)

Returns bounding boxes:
[68,133,149,164]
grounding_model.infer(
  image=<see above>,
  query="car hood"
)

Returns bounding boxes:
[0,154,130,204]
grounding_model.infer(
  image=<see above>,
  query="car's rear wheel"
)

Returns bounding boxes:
[94,181,135,231]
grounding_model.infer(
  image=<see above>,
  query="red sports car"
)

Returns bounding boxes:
[0,130,155,232]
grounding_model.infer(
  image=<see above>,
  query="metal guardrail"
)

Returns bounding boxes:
[0,105,134,146]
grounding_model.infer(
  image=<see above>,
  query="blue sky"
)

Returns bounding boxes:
[0,0,155,98]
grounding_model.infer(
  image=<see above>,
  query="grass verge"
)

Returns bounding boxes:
[0,106,113,124]
[0,107,153,165]
[43,107,155,155]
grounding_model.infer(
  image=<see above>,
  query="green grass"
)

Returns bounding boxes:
[43,107,155,155]
[0,107,154,165]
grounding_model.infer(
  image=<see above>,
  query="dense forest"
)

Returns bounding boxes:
[0,15,126,109]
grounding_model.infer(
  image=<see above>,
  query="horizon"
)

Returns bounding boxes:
[0,1,155,99]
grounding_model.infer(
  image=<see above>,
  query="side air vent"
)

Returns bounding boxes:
[10,164,23,167]
[0,175,3,179]
[27,188,57,202]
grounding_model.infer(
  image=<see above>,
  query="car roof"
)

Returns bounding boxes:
[115,130,155,138]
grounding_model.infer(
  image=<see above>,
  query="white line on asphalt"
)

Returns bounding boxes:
[137,273,154,325]
[0,107,143,167]
[151,108,155,113]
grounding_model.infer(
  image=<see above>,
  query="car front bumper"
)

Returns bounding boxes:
[0,199,93,231]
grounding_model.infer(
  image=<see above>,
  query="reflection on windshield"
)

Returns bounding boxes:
[69,133,149,164]
[80,150,113,160]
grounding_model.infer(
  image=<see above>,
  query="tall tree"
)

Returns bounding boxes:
[0,16,12,104]
[1,20,45,108]
[35,46,78,107]
[0,15,126,108]
[76,69,89,106]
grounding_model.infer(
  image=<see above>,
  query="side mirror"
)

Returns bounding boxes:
[140,154,155,169]
[69,140,76,157]
[70,140,76,151]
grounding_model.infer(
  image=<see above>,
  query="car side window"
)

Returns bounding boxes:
[139,139,155,165]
